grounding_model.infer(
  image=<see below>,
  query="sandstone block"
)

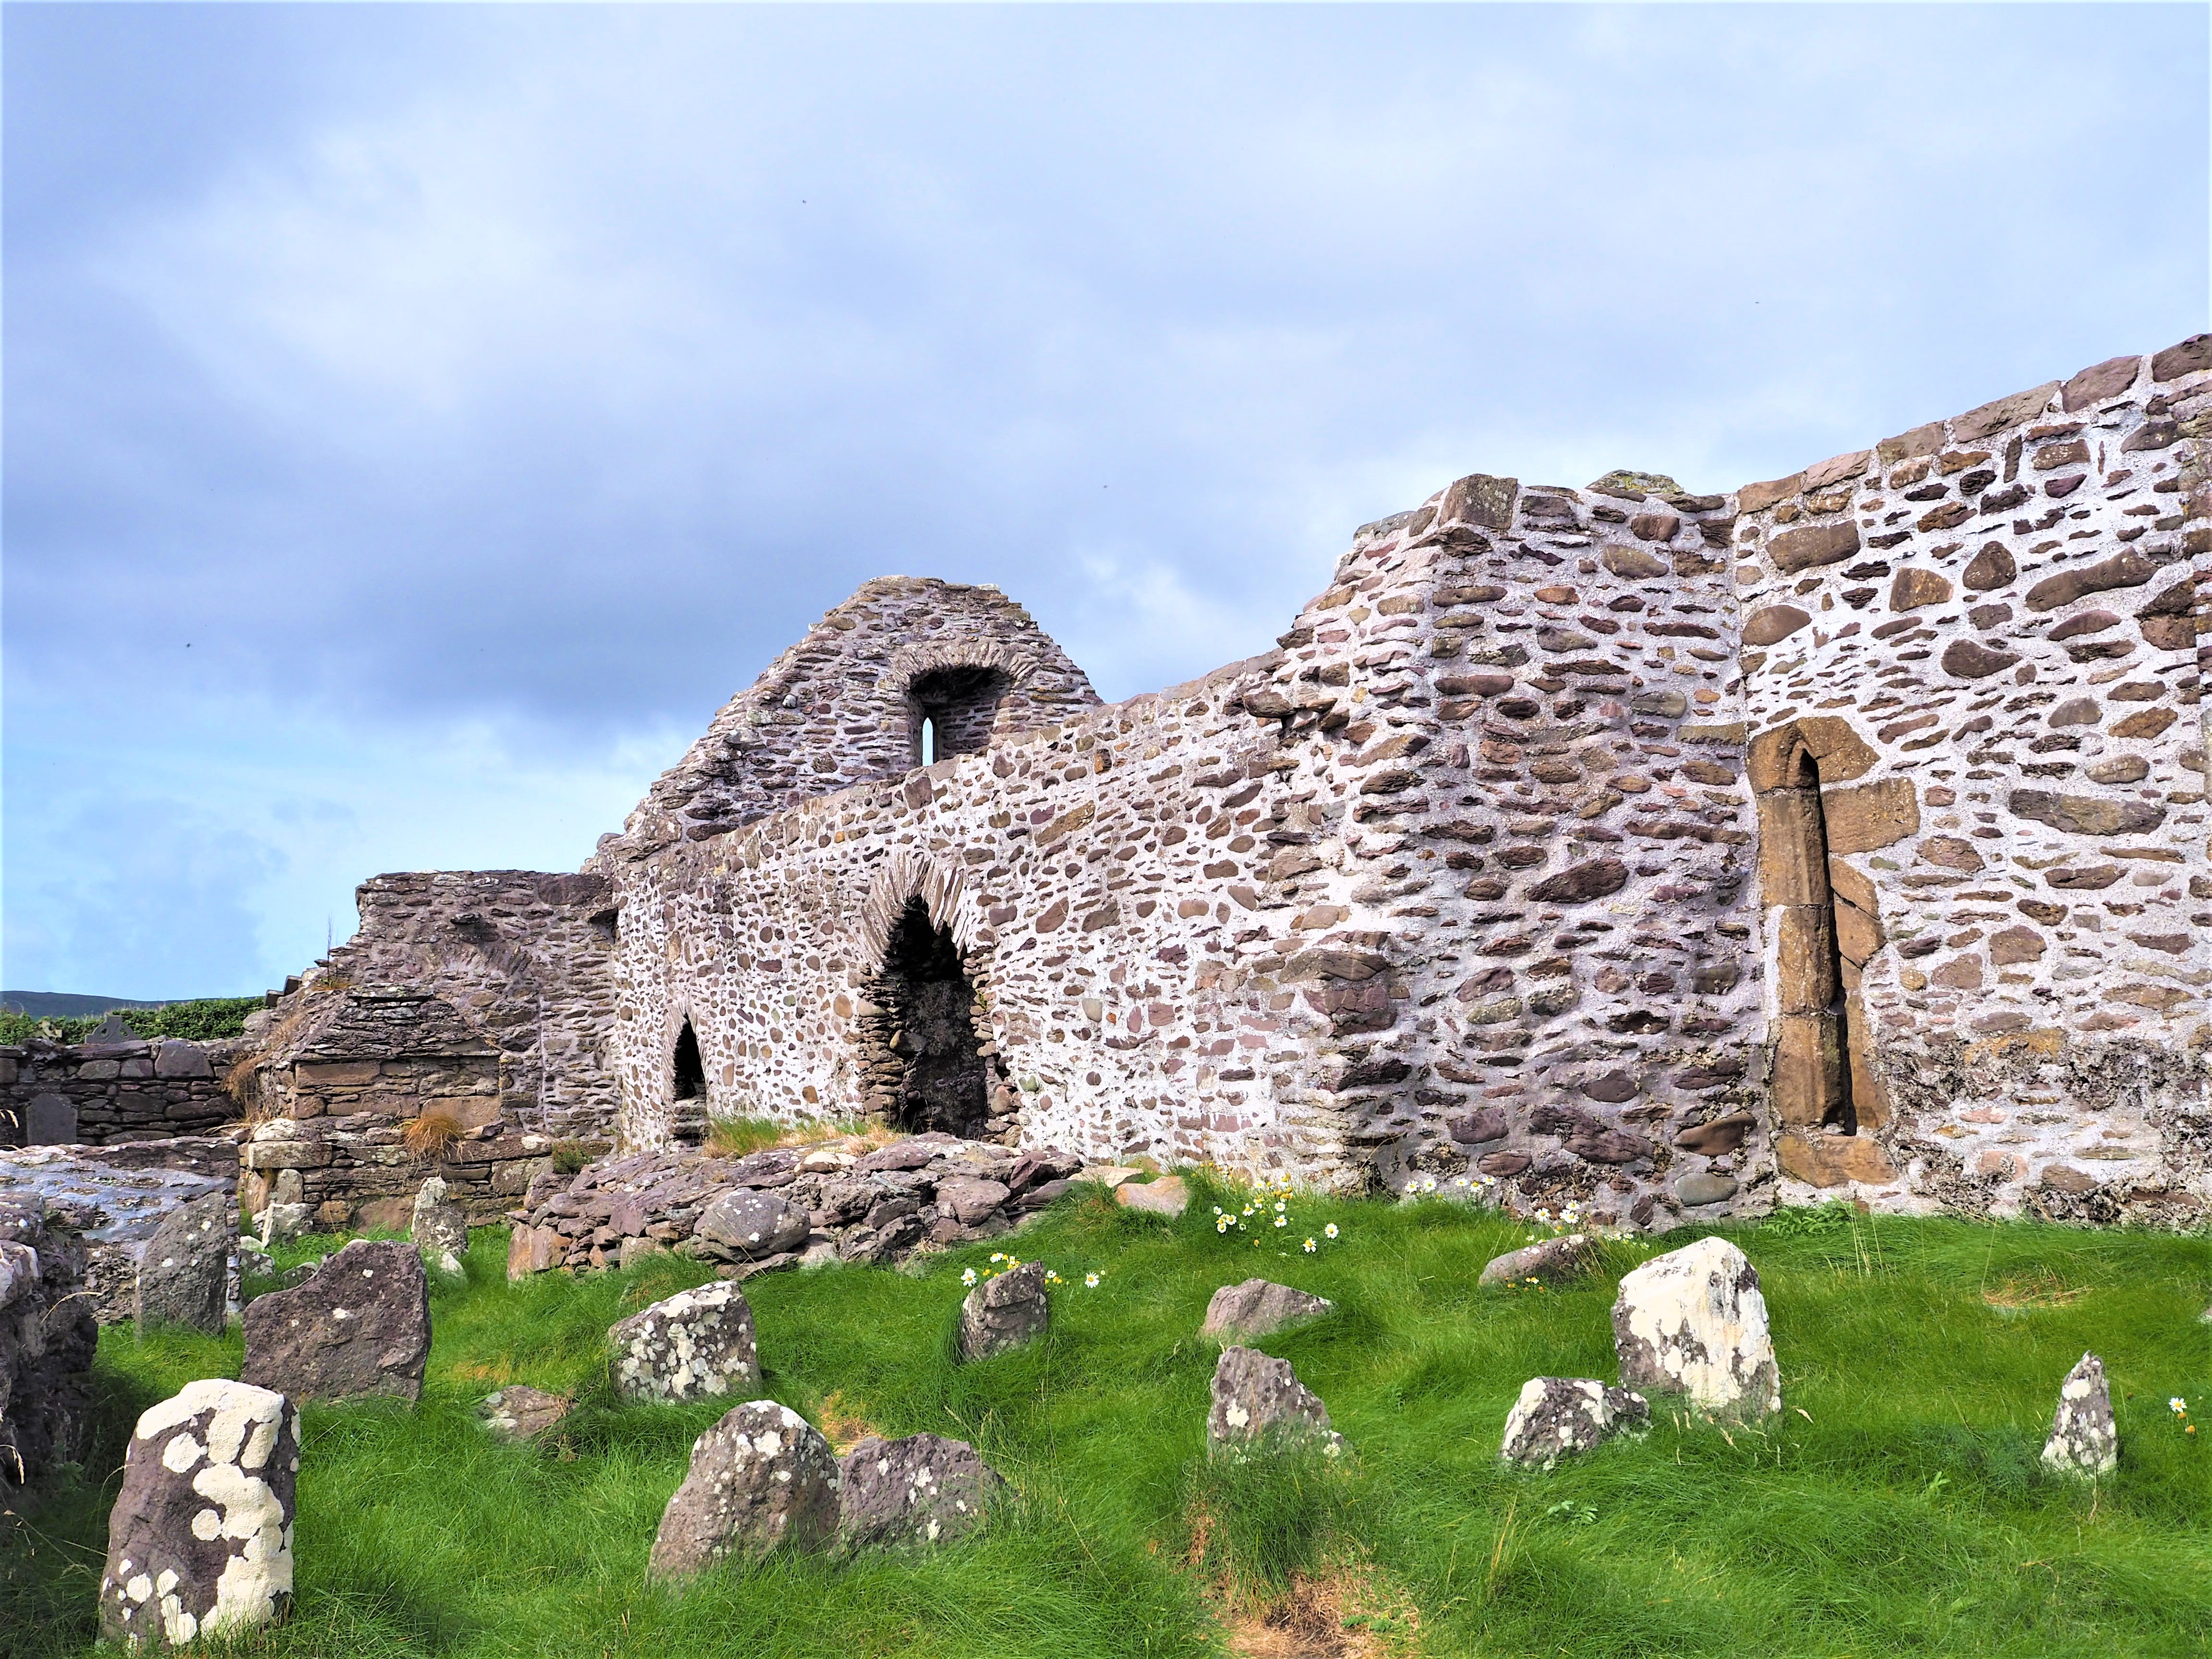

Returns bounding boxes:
[1820,778,1919,854]
[1742,605,1811,647]
[1775,1132,1896,1188]
[1199,1278,1335,1340]
[1767,522,1861,574]
[1950,381,2057,441]
[1611,1237,1779,1419]
[2061,355,2143,410]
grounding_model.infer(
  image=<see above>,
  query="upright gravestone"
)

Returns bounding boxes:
[607,1282,760,1402]
[1611,1236,1780,1419]
[135,1193,231,1335]
[2040,1351,2118,1479]
[1207,1346,1346,1460]
[242,1240,430,1403]
[956,1262,1049,1361]
[99,1379,299,1650]
[648,1401,840,1581]
[837,1433,1003,1550]
[410,1177,469,1277]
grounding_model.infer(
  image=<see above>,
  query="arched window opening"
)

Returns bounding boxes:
[908,666,1010,768]
[668,1018,708,1144]
[863,897,992,1137]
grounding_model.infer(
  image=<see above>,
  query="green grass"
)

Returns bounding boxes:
[0,996,264,1046]
[4,1185,2206,1658]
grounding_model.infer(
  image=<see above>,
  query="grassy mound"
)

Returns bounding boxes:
[3,1186,2205,1658]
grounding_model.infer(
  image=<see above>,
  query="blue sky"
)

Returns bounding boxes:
[5,2,2205,998]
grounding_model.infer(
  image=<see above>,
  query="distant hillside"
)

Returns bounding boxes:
[0,991,174,1017]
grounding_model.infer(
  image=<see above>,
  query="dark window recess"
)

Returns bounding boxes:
[908,666,1009,766]
[866,899,991,1138]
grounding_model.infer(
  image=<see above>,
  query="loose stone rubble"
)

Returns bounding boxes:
[0,1191,95,1488]
[1498,1376,1650,1468]
[241,1240,431,1405]
[1479,1233,1597,1286]
[957,1261,1049,1360]
[648,1400,840,1580]
[134,1193,230,1334]
[837,1432,1003,1550]
[1198,1278,1335,1341]
[2039,1350,2118,1479]
[1611,1236,1780,1419]
[501,1134,1081,1279]
[607,1282,760,1402]
[98,1379,299,1650]
[0,1141,236,1324]
[410,1177,469,1277]
[1208,1346,1346,1460]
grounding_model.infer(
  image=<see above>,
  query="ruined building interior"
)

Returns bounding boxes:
[15,337,2205,1234]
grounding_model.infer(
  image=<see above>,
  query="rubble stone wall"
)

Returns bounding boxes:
[0,1039,239,1150]
[317,870,622,1136]
[1732,338,2210,1223]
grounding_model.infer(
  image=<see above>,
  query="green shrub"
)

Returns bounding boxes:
[0,996,262,1047]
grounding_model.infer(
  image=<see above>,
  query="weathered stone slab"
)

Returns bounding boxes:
[410,1176,469,1277]
[648,1400,839,1579]
[693,1188,809,1262]
[608,1281,760,1402]
[134,1193,230,1335]
[1611,1237,1779,1419]
[481,1385,572,1442]
[1498,1377,1649,1468]
[98,1379,299,1649]
[1208,1345,1346,1460]
[1116,1175,1189,1216]
[837,1432,1003,1550]
[242,1240,430,1404]
[1479,1234,1595,1287]
[1199,1278,1334,1341]
[958,1261,1048,1361]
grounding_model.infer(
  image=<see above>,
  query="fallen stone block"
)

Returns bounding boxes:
[1199,1279,1334,1342]
[1479,1234,1596,1288]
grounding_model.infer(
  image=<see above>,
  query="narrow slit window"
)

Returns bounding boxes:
[920,716,936,766]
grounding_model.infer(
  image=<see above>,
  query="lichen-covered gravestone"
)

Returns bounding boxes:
[1198,1279,1334,1342]
[837,1432,1003,1549]
[134,1193,231,1335]
[957,1261,1048,1360]
[410,1177,469,1277]
[1207,1346,1346,1460]
[241,1240,431,1404]
[1611,1236,1779,1418]
[647,1400,839,1581]
[99,1379,299,1650]
[2040,1351,2117,1479]
[1498,1377,1649,1469]
[607,1281,760,1402]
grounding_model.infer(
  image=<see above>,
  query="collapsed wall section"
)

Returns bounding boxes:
[606,466,1772,1229]
[1732,337,2209,1225]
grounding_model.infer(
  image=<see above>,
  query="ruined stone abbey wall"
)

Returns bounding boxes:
[279,335,2211,1231]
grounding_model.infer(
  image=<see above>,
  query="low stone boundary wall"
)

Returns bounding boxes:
[1,1038,242,1148]
[241,1116,578,1232]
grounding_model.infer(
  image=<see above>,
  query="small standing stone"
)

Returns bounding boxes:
[1498,1377,1650,1469]
[507,1222,564,1281]
[410,1177,469,1277]
[957,1261,1048,1361]
[241,1240,431,1404]
[99,1379,299,1650]
[607,1281,760,1402]
[1198,1279,1334,1341]
[1479,1234,1597,1288]
[647,1400,839,1580]
[2040,1351,2117,1479]
[1208,1346,1346,1460]
[135,1194,231,1334]
[481,1386,572,1442]
[1611,1236,1779,1419]
[837,1432,1003,1550]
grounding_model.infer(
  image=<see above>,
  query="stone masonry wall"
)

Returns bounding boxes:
[1731,337,2209,1224]
[601,469,1773,1232]
[0,1039,240,1150]
[313,870,622,1137]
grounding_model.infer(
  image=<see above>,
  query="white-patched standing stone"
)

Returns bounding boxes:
[1207,1346,1346,1460]
[956,1262,1048,1361]
[837,1432,1004,1550]
[2040,1351,2117,1479]
[647,1400,839,1580]
[99,1379,299,1649]
[607,1281,760,1403]
[1610,1236,1779,1419]
[410,1177,469,1278]
[1498,1377,1650,1469]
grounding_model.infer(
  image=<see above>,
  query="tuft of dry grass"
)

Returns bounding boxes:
[402,1105,467,1162]
[705,1113,888,1158]
[1224,1561,1419,1659]
[814,1388,882,1453]
[1981,1268,2090,1310]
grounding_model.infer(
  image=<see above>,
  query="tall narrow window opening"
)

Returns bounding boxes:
[1755,738,1856,1135]
[668,1017,708,1144]
[920,717,937,767]
[908,666,1010,768]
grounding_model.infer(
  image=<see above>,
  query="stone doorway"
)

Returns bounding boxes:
[866,898,992,1138]
[668,1016,708,1145]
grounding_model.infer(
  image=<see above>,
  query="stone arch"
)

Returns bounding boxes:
[662,1001,709,1146]
[1747,718,1897,1186]
[852,851,1006,1138]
